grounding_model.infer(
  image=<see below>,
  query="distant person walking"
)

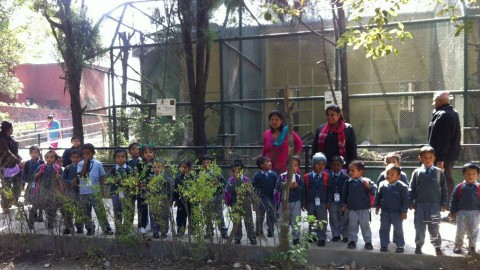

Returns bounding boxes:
[428,91,461,204]
[46,115,61,149]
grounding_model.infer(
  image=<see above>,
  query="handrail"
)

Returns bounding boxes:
[14,121,106,140]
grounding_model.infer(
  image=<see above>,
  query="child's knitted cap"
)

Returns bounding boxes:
[312,152,327,167]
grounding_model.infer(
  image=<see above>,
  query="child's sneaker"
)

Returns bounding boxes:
[395,247,404,253]
[380,246,388,252]
[347,241,356,249]
[468,247,477,255]
[365,243,374,250]
[415,245,423,255]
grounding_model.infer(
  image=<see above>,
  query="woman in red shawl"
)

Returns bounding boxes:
[312,105,357,168]
[262,110,303,174]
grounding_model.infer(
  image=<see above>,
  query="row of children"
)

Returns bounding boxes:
[19,139,479,256]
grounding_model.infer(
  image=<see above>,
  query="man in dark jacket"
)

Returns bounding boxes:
[428,91,460,206]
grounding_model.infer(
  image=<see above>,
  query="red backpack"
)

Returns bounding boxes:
[304,172,328,193]
[362,178,375,207]
[456,182,480,201]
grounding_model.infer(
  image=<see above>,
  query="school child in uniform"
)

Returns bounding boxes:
[62,136,82,167]
[74,143,113,236]
[21,146,44,221]
[136,144,156,236]
[341,160,376,250]
[275,155,305,245]
[29,150,62,231]
[225,159,257,245]
[409,145,448,256]
[199,154,229,239]
[376,152,409,186]
[107,148,134,235]
[127,142,142,168]
[148,158,173,239]
[173,159,194,236]
[375,163,409,253]
[61,149,81,235]
[252,156,277,238]
[450,163,480,255]
[304,152,332,247]
[328,156,349,243]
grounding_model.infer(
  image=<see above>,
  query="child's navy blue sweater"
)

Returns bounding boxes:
[304,171,332,204]
[450,181,480,213]
[107,164,134,194]
[409,166,448,207]
[63,163,79,186]
[375,180,409,213]
[341,177,376,210]
[276,172,305,203]
[329,171,349,201]
[252,170,277,200]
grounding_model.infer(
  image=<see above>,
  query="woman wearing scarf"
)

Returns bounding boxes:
[0,121,23,213]
[262,110,303,175]
[312,105,357,169]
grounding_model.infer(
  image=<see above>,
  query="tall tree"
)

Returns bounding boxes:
[34,0,101,142]
[177,0,217,157]
[0,1,24,99]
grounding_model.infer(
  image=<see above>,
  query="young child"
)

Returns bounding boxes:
[341,160,376,250]
[29,150,62,231]
[252,156,277,238]
[127,142,142,168]
[74,143,113,236]
[199,154,228,239]
[62,136,82,167]
[62,149,81,235]
[21,146,44,211]
[375,163,409,253]
[328,156,349,243]
[136,144,156,236]
[173,159,194,236]
[107,148,134,235]
[450,163,480,255]
[275,156,305,245]
[376,152,409,186]
[225,159,257,245]
[148,158,173,239]
[304,152,332,246]
[409,145,448,256]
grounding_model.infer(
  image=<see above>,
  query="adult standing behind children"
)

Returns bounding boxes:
[428,91,460,203]
[46,115,62,149]
[312,105,357,169]
[0,121,23,212]
[262,110,303,175]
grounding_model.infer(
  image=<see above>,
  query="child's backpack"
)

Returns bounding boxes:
[304,172,328,193]
[361,178,375,207]
[455,182,480,201]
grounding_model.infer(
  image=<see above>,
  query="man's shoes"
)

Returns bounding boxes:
[453,247,463,254]
[234,239,241,245]
[435,247,444,256]
[342,237,349,243]
[250,238,257,245]
[331,236,341,242]
[317,240,326,247]
[395,247,404,253]
[292,239,299,245]
[380,246,388,252]
[347,241,356,249]
[468,247,477,255]
[365,242,374,250]
[267,231,273,238]
[63,228,71,235]
[415,245,423,255]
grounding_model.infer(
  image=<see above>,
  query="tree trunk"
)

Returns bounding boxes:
[332,0,350,122]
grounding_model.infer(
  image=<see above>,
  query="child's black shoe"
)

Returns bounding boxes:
[250,238,257,245]
[267,231,273,238]
[76,228,83,234]
[104,228,113,235]
[221,233,229,240]
[453,247,463,254]
[468,247,477,255]
[380,246,388,252]
[234,239,241,245]
[347,241,356,249]
[292,239,300,245]
[395,247,404,253]
[63,228,70,235]
[161,233,167,238]
[435,247,444,256]
[153,233,160,239]
[415,245,423,255]
[317,240,326,247]
[86,229,94,236]
[342,237,349,243]
[331,236,341,242]
[365,243,373,250]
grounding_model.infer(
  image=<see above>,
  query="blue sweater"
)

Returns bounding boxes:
[409,166,448,207]
[22,159,44,184]
[341,177,377,210]
[304,171,332,204]
[375,180,409,213]
[107,164,134,194]
[329,171,349,201]
[252,170,277,200]
[450,181,480,213]
[276,172,305,203]
[63,163,79,186]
